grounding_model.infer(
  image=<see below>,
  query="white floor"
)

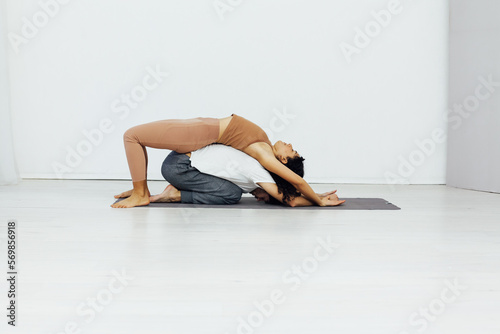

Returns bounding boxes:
[0,180,499,334]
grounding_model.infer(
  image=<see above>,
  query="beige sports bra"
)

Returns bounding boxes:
[217,114,272,151]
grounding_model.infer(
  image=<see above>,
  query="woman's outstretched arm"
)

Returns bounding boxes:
[259,183,345,207]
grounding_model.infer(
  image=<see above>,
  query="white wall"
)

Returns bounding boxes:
[0,0,19,185]
[447,0,500,193]
[6,0,448,183]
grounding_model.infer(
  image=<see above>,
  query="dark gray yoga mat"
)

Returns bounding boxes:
[115,196,400,210]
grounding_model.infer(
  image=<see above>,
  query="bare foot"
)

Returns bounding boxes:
[150,184,181,203]
[114,189,134,199]
[111,190,151,208]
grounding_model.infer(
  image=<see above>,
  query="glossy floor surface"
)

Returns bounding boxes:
[0,180,499,334]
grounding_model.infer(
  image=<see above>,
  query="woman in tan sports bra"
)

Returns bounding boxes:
[111,114,343,208]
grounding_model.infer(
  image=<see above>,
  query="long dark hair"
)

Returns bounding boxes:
[268,156,305,204]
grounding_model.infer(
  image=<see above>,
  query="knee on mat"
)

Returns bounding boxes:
[223,189,243,205]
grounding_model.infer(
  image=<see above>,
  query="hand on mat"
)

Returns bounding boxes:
[317,190,337,198]
[317,190,341,203]
[321,195,345,206]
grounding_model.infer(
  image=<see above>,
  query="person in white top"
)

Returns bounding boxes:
[150,144,341,207]
[189,144,275,193]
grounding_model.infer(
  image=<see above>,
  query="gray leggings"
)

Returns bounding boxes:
[161,151,242,205]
